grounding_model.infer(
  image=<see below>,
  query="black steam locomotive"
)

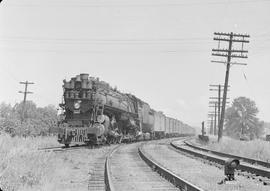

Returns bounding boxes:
[58,74,194,146]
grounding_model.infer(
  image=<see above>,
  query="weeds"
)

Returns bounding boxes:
[203,136,270,162]
[0,132,60,191]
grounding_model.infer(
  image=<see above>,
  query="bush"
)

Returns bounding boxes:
[0,101,58,137]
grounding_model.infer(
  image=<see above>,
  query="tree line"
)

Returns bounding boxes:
[224,96,265,140]
[0,96,266,139]
[0,101,58,137]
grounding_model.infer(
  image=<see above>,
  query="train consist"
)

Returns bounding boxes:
[58,74,195,146]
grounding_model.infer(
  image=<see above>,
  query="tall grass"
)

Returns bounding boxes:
[204,136,270,162]
[0,132,60,191]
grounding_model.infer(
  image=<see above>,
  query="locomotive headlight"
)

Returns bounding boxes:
[74,101,81,109]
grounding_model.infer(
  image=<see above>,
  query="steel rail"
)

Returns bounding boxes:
[38,144,90,152]
[138,146,204,191]
[171,142,270,179]
[184,141,270,168]
[104,145,121,191]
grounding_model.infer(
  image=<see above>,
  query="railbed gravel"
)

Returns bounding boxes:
[143,142,269,191]
[110,143,179,191]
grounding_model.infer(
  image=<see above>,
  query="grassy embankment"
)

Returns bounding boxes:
[197,135,270,162]
[0,133,60,191]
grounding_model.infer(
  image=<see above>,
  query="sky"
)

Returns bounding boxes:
[0,0,270,128]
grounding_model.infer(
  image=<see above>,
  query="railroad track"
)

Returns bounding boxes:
[42,137,253,191]
[37,138,270,190]
[138,145,203,191]
[143,139,270,190]
[171,140,270,185]
[38,144,94,152]
[88,145,119,191]
[106,142,179,191]
[105,138,205,191]
[39,139,194,191]
[184,140,270,168]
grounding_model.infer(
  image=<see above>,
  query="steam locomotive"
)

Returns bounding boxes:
[58,74,195,147]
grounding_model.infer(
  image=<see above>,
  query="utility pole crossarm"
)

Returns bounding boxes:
[213,38,249,43]
[209,101,229,104]
[19,81,34,85]
[209,88,229,91]
[214,32,250,37]
[209,97,230,99]
[211,60,247,65]
[212,31,250,142]
[19,80,34,122]
[212,53,248,59]
[212,49,248,53]
[209,84,228,87]
[209,105,228,108]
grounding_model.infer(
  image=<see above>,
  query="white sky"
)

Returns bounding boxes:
[0,0,270,127]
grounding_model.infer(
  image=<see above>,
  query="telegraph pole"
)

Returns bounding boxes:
[201,121,206,136]
[19,81,34,121]
[207,114,214,134]
[208,115,214,134]
[209,84,229,137]
[208,98,229,136]
[218,85,221,131]
[207,113,214,135]
[212,32,250,142]
[208,104,217,135]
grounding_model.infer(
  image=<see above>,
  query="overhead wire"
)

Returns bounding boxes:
[0,35,213,53]
[0,36,210,44]
[4,0,270,8]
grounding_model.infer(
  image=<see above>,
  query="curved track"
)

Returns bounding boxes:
[88,145,120,191]
[171,140,270,186]
[139,144,204,191]
[142,139,270,191]
[184,141,270,168]
[107,142,180,191]
[40,139,193,191]
[41,137,269,191]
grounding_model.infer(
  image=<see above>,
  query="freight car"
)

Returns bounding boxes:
[58,74,194,146]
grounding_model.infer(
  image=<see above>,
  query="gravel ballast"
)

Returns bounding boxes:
[143,142,269,191]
